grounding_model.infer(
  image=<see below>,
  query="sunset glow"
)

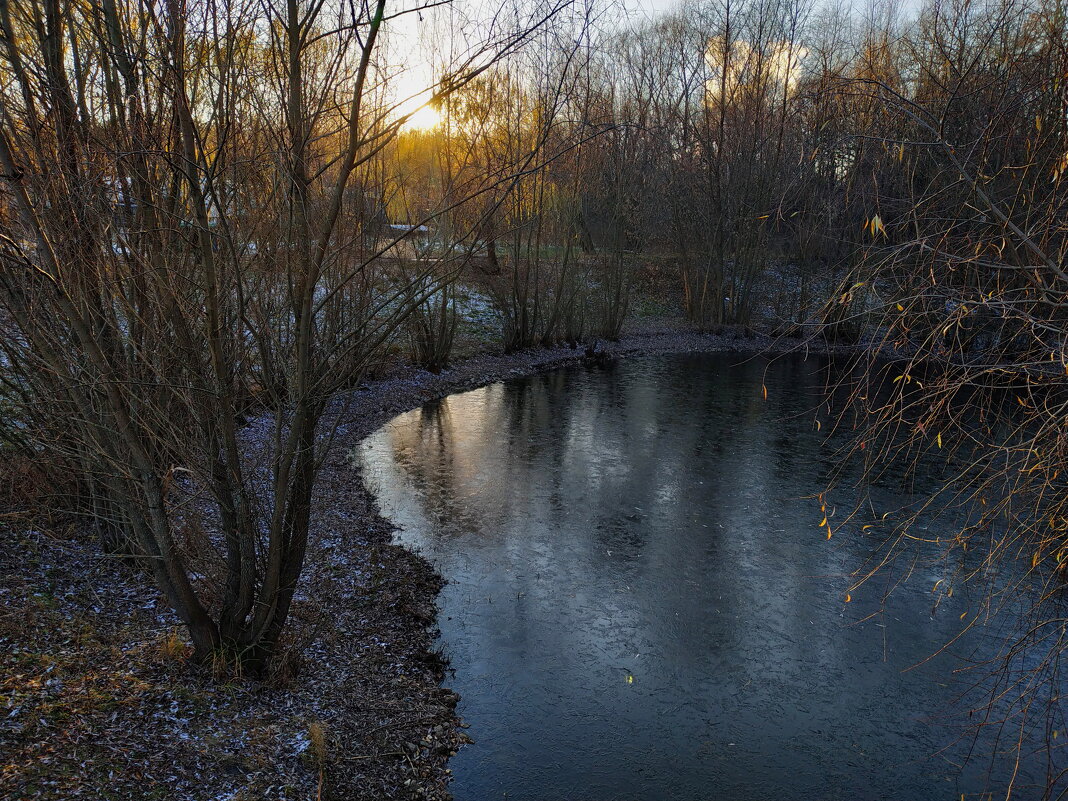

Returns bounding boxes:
[403,104,442,131]
[398,93,443,131]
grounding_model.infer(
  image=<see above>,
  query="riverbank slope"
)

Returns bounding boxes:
[1,325,850,801]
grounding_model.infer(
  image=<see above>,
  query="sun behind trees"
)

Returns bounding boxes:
[2,0,1068,794]
[0,0,584,669]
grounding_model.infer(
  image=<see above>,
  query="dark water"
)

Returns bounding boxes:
[357,353,1047,800]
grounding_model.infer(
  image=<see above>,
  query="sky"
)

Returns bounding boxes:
[387,0,923,128]
[386,0,682,126]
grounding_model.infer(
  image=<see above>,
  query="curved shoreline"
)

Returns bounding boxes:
[312,327,854,799]
[0,327,854,801]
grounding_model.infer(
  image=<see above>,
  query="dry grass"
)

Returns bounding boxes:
[158,628,191,663]
[0,527,318,801]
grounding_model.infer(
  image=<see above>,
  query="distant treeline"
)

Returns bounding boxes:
[0,0,1065,740]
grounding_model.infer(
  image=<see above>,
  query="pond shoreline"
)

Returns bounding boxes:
[313,325,861,799]
[0,325,862,801]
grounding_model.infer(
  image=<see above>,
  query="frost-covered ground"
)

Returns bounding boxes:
[1,317,858,801]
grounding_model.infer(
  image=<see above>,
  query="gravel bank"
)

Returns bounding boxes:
[1,326,851,801]
[305,326,849,799]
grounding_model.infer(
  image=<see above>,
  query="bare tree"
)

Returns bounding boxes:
[0,0,574,670]
[821,0,1068,792]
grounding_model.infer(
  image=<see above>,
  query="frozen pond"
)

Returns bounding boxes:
[358,353,1047,800]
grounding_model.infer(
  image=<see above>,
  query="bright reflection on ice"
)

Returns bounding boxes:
[358,353,1046,800]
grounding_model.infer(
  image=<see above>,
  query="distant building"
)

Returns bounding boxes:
[388,223,430,236]
[385,223,433,258]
